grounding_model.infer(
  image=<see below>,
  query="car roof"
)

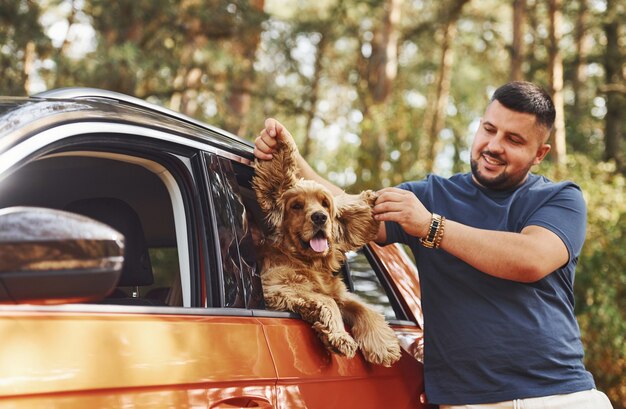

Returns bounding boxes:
[0,87,254,159]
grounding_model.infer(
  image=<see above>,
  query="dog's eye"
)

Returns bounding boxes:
[322,199,330,208]
[291,202,303,210]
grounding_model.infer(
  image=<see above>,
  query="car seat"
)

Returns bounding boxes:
[64,197,156,305]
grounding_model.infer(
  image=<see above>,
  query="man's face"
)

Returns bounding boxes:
[470,100,551,190]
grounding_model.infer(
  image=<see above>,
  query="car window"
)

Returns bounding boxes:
[224,159,265,309]
[0,152,187,307]
[204,155,266,309]
[205,154,246,308]
[148,247,182,306]
[345,250,399,320]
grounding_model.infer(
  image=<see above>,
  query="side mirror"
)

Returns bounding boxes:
[0,207,124,305]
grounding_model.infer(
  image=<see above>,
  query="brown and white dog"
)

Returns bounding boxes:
[252,132,401,367]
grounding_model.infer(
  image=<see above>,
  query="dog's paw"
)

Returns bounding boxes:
[328,332,358,358]
[362,339,402,367]
[360,325,402,367]
[315,325,358,358]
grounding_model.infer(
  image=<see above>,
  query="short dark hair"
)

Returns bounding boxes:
[490,81,555,131]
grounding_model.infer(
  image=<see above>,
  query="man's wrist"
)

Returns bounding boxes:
[420,213,446,249]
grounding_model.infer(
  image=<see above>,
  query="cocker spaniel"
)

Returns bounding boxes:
[252,133,401,367]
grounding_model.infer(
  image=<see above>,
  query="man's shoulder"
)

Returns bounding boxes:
[520,175,587,228]
[526,174,583,198]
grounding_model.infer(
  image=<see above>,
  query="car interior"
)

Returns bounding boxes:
[0,152,186,307]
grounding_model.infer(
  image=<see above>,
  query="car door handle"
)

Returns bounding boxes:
[210,396,274,409]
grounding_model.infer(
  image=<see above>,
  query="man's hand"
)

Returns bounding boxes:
[254,118,296,160]
[373,187,431,239]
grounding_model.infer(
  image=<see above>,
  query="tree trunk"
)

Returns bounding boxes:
[418,0,469,172]
[23,41,36,95]
[302,33,328,160]
[427,19,457,173]
[367,0,402,104]
[357,0,403,189]
[548,0,566,167]
[225,0,265,136]
[525,0,539,82]
[572,0,590,118]
[603,0,625,171]
[53,0,77,89]
[510,0,526,81]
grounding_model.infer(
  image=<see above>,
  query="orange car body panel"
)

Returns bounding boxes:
[0,308,276,407]
[262,317,426,408]
[370,243,424,328]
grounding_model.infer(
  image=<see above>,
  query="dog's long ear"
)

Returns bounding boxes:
[252,133,299,230]
[334,190,380,253]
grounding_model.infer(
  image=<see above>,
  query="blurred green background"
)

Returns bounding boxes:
[2,0,624,406]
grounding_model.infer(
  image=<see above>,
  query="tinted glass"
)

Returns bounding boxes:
[219,158,264,309]
[346,249,398,320]
[205,154,245,308]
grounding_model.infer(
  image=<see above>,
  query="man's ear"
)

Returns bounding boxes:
[533,143,551,165]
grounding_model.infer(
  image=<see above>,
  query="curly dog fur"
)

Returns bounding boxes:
[252,133,401,367]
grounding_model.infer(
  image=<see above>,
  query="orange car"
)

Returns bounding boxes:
[0,88,434,408]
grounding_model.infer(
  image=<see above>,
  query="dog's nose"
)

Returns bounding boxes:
[311,211,328,226]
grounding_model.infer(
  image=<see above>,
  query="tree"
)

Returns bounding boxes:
[571,0,590,118]
[0,0,51,95]
[602,0,625,172]
[510,0,526,81]
[418,0,470,173]
[222,0,265,135]
[548,0,566,167]
[301,27,328,160]
[566,0,595,154]
[356,0,403,189]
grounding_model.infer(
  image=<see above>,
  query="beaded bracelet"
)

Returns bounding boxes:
[420,213,445,249]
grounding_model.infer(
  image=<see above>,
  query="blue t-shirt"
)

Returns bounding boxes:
[384,173,595,405]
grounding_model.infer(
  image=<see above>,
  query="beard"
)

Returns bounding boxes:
[470,152,534,191]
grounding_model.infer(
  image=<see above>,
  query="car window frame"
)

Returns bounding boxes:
[0,129,207,309]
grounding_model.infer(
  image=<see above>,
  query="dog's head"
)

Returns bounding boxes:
[280,180,336,258]
[253,132,379,267]
[265,179,379,270]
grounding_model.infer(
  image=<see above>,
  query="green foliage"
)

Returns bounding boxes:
[0,0,52,95]
[539,155,626,408]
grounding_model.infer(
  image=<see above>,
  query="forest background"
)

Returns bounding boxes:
[1,0,625,406]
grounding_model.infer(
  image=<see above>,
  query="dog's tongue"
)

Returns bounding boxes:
[310,237,329,252]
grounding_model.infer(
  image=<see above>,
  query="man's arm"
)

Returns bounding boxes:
[441,223,568,282]
[373,187,569,283]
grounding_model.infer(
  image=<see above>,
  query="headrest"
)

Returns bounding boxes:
[64,198,153,287]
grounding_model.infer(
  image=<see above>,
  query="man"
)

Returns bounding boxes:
[254,82,613,408]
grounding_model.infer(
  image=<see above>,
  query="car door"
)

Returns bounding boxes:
[0,122,277,407]
[260,247,429,409]
[210,155,432,409]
